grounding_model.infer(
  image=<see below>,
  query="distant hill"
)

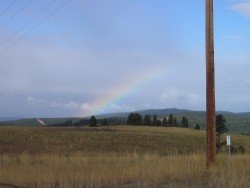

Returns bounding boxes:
[0,108,250,134]
[112,108,250,134]
[0,118,39,126]
[0,117,24,122]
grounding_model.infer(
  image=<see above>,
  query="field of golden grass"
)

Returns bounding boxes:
[0,126,249,187]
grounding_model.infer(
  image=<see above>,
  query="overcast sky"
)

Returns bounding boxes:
[0,0,250,117]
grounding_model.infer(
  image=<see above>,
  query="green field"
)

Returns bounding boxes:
[0,126,249,187]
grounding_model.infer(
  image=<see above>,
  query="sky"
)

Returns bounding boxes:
[0,0,250,117]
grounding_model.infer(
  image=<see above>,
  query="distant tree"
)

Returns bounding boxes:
[157,120,162,126]
[173,117,178,126]
[134,113,142,125]
[194,123,200,130]
[185,117,189,128]
[126,113,142,125]
[152,115,158,126]
[64,120,73,126]
[89,116,97,127]
[181,116,189,128]
[74,119,89,127]
[161,117,168,126]
[216,114,228,153]
[126,113,134,125]
[168,114,174,126]
[143,114,151,125]
[101,118,109,126]
[181,116,185,127]
[216,114,228,134]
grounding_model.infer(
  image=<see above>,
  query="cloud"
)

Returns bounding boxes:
[49,101,62,108]
[231,1,250,18]
[26,96,44,105]
[79,102,136,116]
[27,96,79,110]
[109,103,135,113]
[160,89,202,109]
[80,103,96,115]
[63,101,78,109]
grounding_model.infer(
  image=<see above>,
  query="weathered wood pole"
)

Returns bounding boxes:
[206,0,216,167]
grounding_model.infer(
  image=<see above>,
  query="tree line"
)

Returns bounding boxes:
[48,117,123,127]
[126,113,192,128]
[50,113,199,129]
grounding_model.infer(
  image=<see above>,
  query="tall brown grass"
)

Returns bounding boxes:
[0,126,249,187]
[0,126,249,155]
[0,153,249,187]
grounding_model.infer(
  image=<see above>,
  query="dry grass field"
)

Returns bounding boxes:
[0,126,249,187]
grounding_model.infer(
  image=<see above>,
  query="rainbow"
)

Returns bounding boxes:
[79,64,171,116]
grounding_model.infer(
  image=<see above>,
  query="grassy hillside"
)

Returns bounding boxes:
[0,126,204,155]
[0,126,249,155]
[0,126,249,187]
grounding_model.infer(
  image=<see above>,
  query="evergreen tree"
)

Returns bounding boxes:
[126,113,134,125]
[181,116,189,128]
[162,117,168,126]
[216,114,228,153]
[89,116,97,127]
[181,116,186,127]
[216,114,228,134]
[64,120,73,126]
[168,114,174,126]
[173,117,178,126]
[152,114,158,126]
[126,113,142,125]
[185,117,189,128]
[194,123,200,130]
[101,118,109,126]
[143,114,151,125]
[157,120,162,126]
[133,113,142,125]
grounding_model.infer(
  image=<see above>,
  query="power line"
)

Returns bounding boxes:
[0,0,58,47]
[0,0,71,54]
[0,0,33,28]
[0,0,18,19]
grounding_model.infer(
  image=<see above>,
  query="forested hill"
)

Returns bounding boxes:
[0,108,250,134]
[96,108,250,134]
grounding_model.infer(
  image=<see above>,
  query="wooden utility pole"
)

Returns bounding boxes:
[206,0,216,167]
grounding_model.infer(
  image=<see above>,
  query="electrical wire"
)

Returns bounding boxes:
[0,0,33,28]
[0,0,18,19]
[0,0,58,47]
[0,0,71,54]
